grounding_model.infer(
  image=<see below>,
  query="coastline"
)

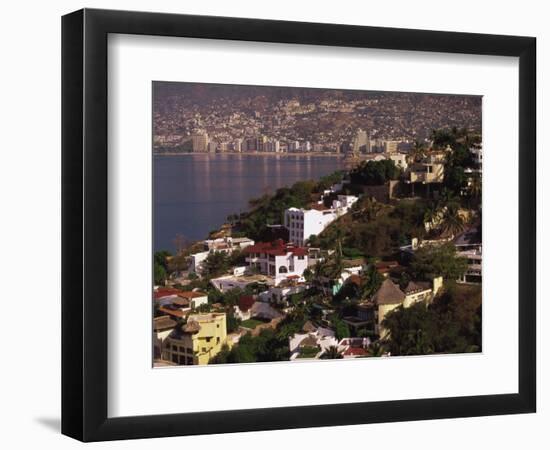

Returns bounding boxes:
[153,151,346,158]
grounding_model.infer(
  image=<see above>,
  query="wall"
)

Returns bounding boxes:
[0,0,547,449]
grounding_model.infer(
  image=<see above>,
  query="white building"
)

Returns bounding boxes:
[284,197,357,246]
[189,251,210,274]
[244,240,309,286]
[289,323,338,360]
[285,207,337,246]
[204,236,255,253]
[190,237,255,274]
[470,145,483,172]
[456,245,482,284]
[388,152,408,171]
[331,194,359,213]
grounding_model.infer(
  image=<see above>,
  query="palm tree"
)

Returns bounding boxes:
[408,140,426,164]
[440,204,465,238]
[321,345,343,359]
[423,204,440,232]
[367,341,387,357]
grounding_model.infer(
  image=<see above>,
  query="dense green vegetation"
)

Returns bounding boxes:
[382,283,481,355]
[211,329,290,364]
[410,242,468,281]
[349,159,401,186]
[154,250,171,284]
[231,171,344,242]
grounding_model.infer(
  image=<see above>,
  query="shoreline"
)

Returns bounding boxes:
[153,151,346,158]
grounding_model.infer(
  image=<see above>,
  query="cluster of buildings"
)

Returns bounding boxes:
[153,86,482,155]
[152,136,482,366]
[184,127,410,157]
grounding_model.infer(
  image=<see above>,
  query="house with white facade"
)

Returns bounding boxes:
[331,194,359,212]
[284,207,337,246]
[190,237,255,274]
[289,322,338,360]
[244,239,309,286]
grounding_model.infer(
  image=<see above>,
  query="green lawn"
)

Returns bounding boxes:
[297,346,320,358]
[241,318,265,329]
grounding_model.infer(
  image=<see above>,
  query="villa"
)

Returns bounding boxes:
[346,277,443,338]
[162,313,228,365]
[244,239,309,286]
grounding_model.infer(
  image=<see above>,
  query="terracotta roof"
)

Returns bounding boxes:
[171,297,191,307]
[371,279,405,305]
[158,306,187,318]
[154,287,183,300]
[292,248,308,257]
[343,347,368,357]
[153,315,177,331]
[245,240,307,258]
[238,295,256,312]
[178,291,207,299]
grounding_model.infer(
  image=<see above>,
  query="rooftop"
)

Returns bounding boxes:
[153,315,177,331]
[371,279,406,305]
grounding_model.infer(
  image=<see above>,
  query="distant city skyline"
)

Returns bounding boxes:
[153,82,481,155]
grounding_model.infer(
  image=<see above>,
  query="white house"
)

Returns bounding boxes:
[284,207,337,246]
[289,323,338,360]
[331,194,359,213]
[204,236,255,253]
[190,237,255,274]
[258,282,309,305]
[244,239,309,286]
[189,251,209,274]
[177,291,208,309]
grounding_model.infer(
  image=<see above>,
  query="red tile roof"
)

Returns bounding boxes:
[154,287,183,300]
[245,240,307,258]
[343,347,368,357]
[238,295,256,312]
[178,291,207,299]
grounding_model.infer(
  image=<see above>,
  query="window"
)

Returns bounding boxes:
[217,337,220,344]
[278,266,288,273]
[206,337,211,343]
[172,344,178,351]
[186,357,193,365]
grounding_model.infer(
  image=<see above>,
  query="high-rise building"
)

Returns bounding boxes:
[191,132,209,152]
[382,140,399,154]
[352,129,370,154]
[233,138,243,153]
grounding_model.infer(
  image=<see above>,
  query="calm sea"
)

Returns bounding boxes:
[154,154,346,252]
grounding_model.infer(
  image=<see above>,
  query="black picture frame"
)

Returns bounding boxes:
[62,8,536,442]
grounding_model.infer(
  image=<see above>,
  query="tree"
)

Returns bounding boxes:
[408,140,426,164]
[201,251,229,278]
[349,159,401,186]
[382,284,481,356]
[320,346,343,359]
[154,261,167,285]
[361,264,384,299]
[410,242,468,281]
[439,204,465,238]
[331,316,351,340]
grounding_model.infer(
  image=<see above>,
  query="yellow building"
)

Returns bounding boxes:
[356,277,443,339]
[163,313,227,366]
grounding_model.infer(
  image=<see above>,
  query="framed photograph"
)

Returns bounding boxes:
[62,8,536,442]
